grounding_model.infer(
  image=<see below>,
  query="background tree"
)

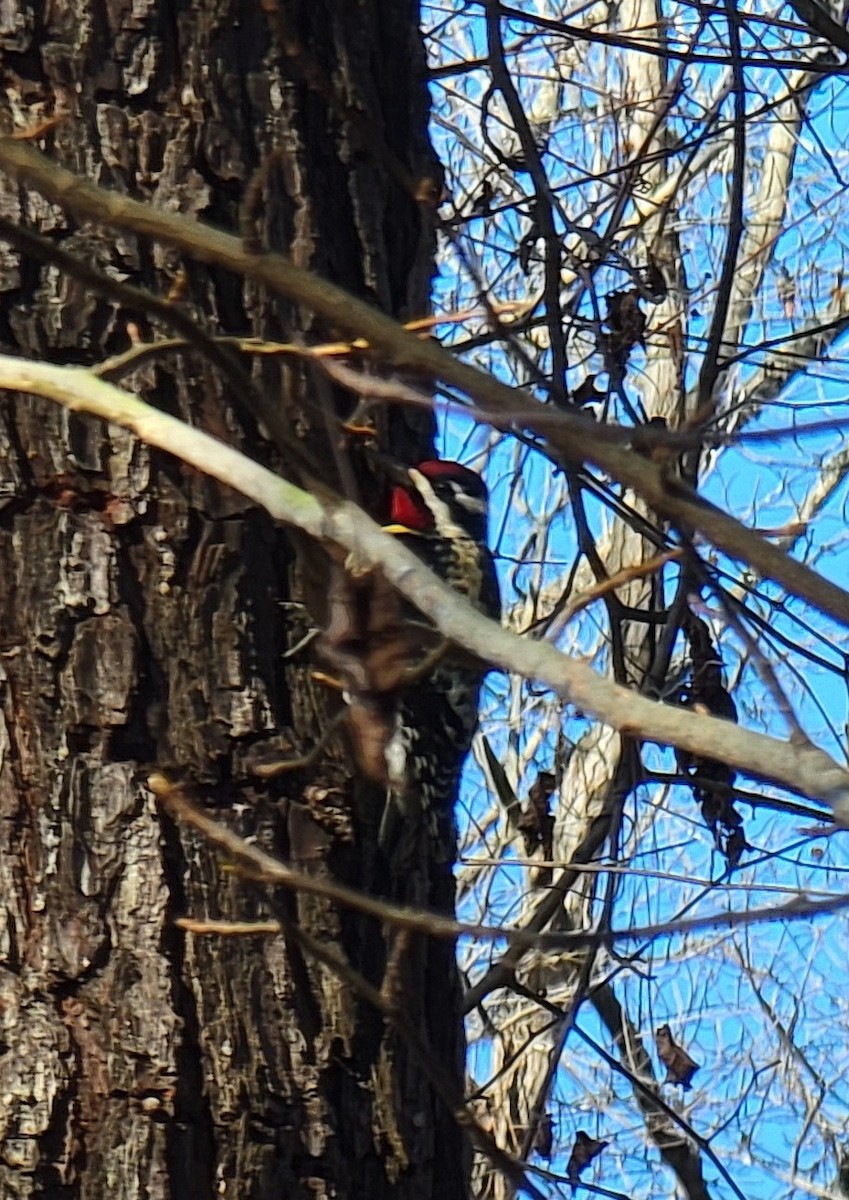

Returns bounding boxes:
[422,2,849,1198]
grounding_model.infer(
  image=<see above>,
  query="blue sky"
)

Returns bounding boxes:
[423,1,849,1194]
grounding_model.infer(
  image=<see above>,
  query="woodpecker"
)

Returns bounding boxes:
[378,460,500,861]
[384,459,499,617]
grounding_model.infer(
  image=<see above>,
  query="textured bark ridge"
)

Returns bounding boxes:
[0,3,464,1197]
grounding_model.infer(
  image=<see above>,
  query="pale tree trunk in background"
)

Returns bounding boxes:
[475,5,709,1196]
[0,3,467,1198]
[471,0,849,1191]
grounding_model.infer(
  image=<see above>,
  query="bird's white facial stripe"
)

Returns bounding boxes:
[408,468,467,539]
[453,489,486,515]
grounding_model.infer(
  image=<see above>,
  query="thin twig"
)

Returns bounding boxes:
[2,355,848,810]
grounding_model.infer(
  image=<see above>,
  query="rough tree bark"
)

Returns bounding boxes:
[0,3,463,1198]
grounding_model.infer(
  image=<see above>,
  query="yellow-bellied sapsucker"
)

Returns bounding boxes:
[379,459,500,862]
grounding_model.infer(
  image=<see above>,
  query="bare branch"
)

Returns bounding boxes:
[3,350,844,811]
[4,354,849,811]
[3,139,849,629]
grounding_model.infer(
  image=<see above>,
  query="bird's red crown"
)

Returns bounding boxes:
[388,460,488,535]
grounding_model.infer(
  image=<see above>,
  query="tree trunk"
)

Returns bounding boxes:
[0,3,463,1197]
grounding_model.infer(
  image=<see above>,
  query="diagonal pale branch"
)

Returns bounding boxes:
[731,310,849,421]
[774,445,849,554]
[698,61,849,428]
[3,353,849,813]
[3,139,849,628]
[716,70,817,383]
